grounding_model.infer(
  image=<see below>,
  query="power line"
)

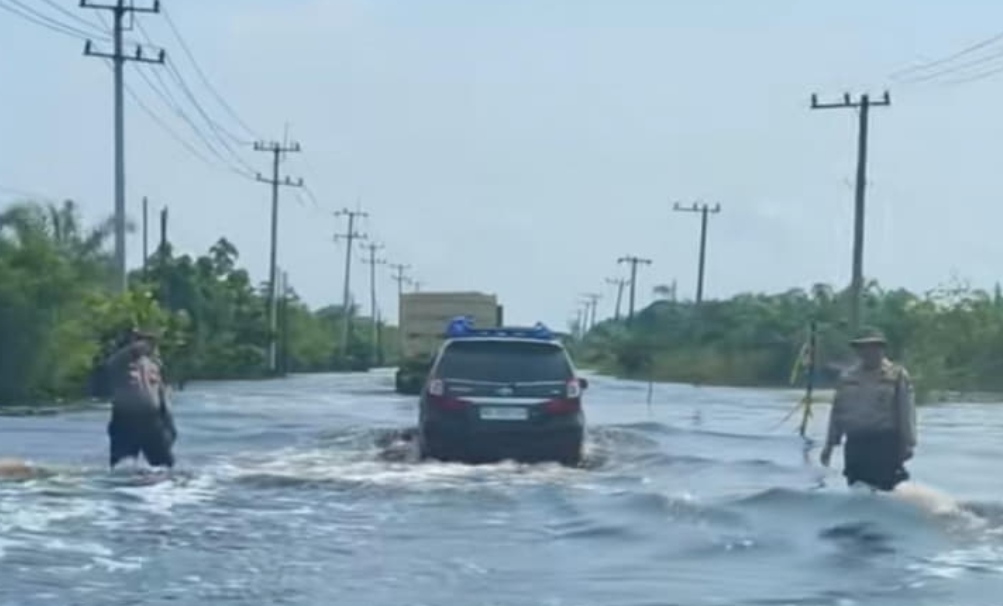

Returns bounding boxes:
[89,10,252,178]
[941,62,1003,85]
[132,62,249,175]
[163,56,256,171]
[890,30,1003,80]
[673,200,722,306]
[0,0,110,40]
[896,45,1003,84]
[809,91,891,335]
[37,0,107,34]
[160,4,261,141]
[121,71,236,174]
[129,17,255,168]
[254,140,304,372]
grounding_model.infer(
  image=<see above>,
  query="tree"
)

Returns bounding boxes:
[0,200,389,406]
[577,278,1003,400]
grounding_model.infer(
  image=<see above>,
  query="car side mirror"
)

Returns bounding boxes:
[578,377,589,390]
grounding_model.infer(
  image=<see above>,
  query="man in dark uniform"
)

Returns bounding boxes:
[820,327,916,491]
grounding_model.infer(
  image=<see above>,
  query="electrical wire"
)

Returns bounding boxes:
[161,3,262,141]
[37,0,108,34]
[0,0,109,41]
[133,63,232,167]
[133,17,252,150]
[890,30,1003,80]
[897,45,1003,84]
[104,60,255,180]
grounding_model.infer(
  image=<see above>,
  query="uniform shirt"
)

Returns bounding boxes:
[106,341,165,415]
[825,358,916,449]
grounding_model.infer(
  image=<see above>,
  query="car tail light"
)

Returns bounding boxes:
[566,378,582,399]
[543,397,580,415]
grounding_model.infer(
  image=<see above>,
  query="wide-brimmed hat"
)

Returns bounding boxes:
[849,326,887,347]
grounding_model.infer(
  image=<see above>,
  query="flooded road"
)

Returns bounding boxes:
[1,370,1002,605]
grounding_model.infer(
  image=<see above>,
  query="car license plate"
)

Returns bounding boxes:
[478,406,528,421]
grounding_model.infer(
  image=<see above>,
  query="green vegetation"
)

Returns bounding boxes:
[574,280,1003,402]
[0,199,394,407]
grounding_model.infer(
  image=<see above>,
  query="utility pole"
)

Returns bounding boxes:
[82,0,165,293]
[334,208,368,362]
[412,280,423,292]
[581,293,601,331]
[361,241,386,365]
[617,256,652,323]
[158,206,168,255]
[388,262,410,360]
[254,139,303,373]
[606,277,628,320]
[388,263,411,301]
[142,196,149,277]
[277,270,290,376]
[673,201,722,306]
[810,91,891,335]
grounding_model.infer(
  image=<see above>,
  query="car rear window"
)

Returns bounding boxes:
[435,340,572,383]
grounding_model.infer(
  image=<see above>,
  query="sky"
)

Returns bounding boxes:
[2,0,1003,329]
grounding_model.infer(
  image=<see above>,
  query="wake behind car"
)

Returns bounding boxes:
[417,317,588,466]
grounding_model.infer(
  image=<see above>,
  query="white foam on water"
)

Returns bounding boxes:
[107,471,218,515]
[215,445,587,493]
[0,492,101,534]
[90,555,145,573]
[909,543,1003,580]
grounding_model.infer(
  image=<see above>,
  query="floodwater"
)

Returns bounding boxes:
[1,370,1002,606]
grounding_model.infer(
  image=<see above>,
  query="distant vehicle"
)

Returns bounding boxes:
[417,316,588,466]
[394,291,503,395]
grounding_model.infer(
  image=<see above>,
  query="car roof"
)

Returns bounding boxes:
[442,336,565,348]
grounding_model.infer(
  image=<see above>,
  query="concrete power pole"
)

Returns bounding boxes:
[82,0,165,293]
[158,206,168,254]
[673,201,722,306]
[387,262,411,358]
[606,277,628,320]
[334,209,368,361]
[254,140,303,373]
[581,293,601,331]
[141,195,149,277]
[810,91,891,335]
[388,263,411,301]
[361,241,386,364]
[617,256,653,323]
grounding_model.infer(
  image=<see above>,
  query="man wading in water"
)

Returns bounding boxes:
[105,328,177,470]
[820,327,916,492]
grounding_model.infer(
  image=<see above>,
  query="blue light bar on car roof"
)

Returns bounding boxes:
[444,315,555,341]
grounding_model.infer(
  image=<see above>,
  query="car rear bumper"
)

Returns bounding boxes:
[420,413,585,464]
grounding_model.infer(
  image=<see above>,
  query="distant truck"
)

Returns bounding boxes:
[394,291,503,395]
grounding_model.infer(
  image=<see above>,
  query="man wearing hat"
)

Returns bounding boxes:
[820,327,916,491]
[104,327,177,469]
